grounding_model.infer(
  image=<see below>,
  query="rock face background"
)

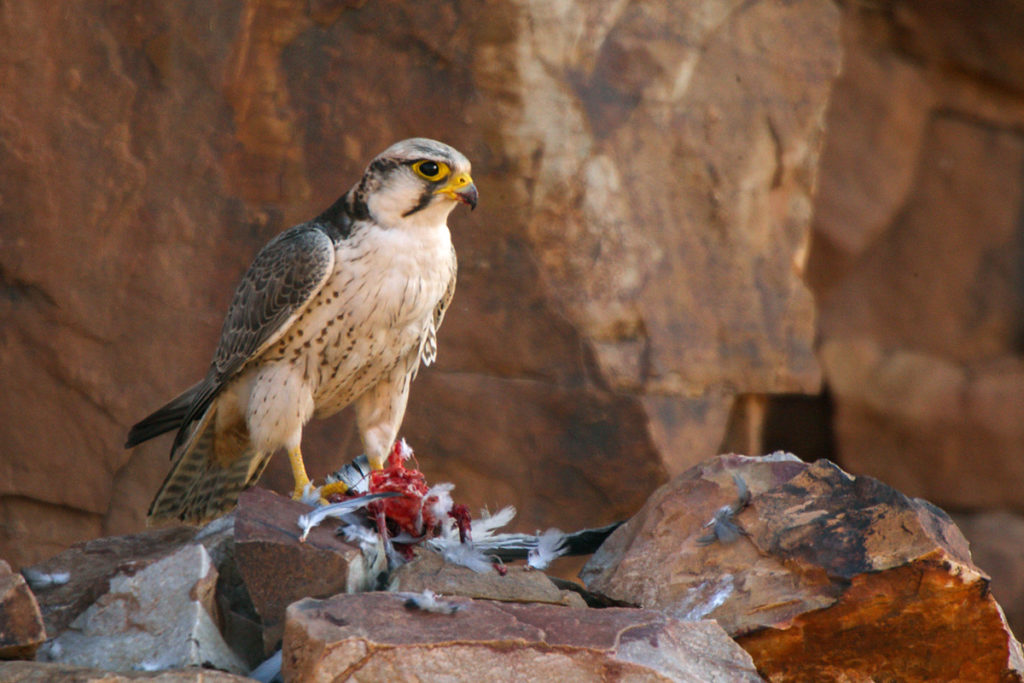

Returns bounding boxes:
[1,0,1021,622]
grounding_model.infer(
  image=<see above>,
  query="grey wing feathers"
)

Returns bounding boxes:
[171,224,336,449]
[212,224,336,378]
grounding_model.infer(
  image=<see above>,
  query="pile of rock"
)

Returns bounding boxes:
[1,453,1020,681]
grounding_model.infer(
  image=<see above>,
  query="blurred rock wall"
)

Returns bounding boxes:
[808,1,1024,511]
[9,0,1020,577]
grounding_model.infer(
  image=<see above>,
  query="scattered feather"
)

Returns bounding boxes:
[698,473,751,545]
[249,650,283,683]
[340,523,380,551]
[21,568,71,590]
[298,481,321,507]
[434,540,496,573]
[402,589,464,615]
[527,528,568,570]
[423,483,455,528]
[395,438,414,462]
[471,506,516,540]
[297,491,401,541]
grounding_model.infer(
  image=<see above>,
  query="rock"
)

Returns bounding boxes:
[233,487,371,653]
[1,0,839,568]
[283,592,763,682]
[0,560,45,659]
[22,526,194,637]
[953,509,1024,638]
[388,549,586,607]
[42,542,246,674]
[582,453,1024,681]
[807,0,1024,512]
[0,661,254,682]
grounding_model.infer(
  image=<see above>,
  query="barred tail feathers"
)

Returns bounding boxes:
[146,404,270,525]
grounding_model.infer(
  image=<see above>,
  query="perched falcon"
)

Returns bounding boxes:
[126,138,477,525]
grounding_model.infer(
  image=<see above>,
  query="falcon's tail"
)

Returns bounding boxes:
[125,382,203,448]
[147,404,272,526]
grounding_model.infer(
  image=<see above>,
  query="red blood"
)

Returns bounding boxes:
[448,504,473,543]
[367,447,429,537]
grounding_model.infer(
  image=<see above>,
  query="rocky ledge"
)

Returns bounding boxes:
[2,453,1020,681]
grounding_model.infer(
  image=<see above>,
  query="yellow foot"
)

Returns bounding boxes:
[287,446,312,500]
[319,481,350,500]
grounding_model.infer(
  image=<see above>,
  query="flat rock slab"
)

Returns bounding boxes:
[283,592,763,682]
[0,661,253,682]
[582,453,1024,680]
[0,560,45,659]
[388,548,586,607]
[234,487,370,651]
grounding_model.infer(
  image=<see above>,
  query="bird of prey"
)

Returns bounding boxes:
[126,138,477,525]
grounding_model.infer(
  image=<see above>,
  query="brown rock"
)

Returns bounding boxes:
[283,592,763,682]
[582,454,1024,681]
[0,661,253,682]
[1,0,838,569]
[388,548,586,607]
[0,560,45,659]
[954,510,1024,639]
[233,487,370,653]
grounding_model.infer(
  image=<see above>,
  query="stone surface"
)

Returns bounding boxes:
[582,453,1024,681]
[954,509,1024,639]
[806,0,1024,510]
[23,526,194,637]
[233,487,370,653]
[283,591,763,682]
[388,548,586,607]
[0,0,839,568]
[42,543,247,674]
[0,661,253,682]
[0,560,45,659]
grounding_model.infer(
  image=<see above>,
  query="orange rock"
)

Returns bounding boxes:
[582,453,1024,680]
[0,560,45,659]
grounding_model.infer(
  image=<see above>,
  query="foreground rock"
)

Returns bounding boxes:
[0,661,253,682]
[283,591,763,682]
[22,526,194,637]
[233,487,372,653]
[582,453,1024,681]
[389,549,586,607]
[0,560,45,659]
[39,543,246,674]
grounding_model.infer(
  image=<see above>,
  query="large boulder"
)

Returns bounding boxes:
[581,453,1024,681]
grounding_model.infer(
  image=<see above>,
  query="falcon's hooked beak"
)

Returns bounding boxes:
[436,172,478,210]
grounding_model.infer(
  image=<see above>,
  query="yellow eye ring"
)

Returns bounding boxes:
[412,159,449,181]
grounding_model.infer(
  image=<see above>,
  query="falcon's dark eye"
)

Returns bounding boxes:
[412,159,448,181]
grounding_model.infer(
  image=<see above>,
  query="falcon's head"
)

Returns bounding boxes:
[354,138,477,229]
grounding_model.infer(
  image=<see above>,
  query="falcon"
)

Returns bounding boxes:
[126,138,477,525]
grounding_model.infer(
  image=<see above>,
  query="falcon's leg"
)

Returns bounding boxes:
[354,368,413,470]
[287,446,312,500]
